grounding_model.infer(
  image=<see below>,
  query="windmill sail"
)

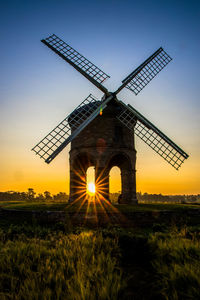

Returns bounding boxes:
[117,101,189,170]
[116,48,172,95]
[41,34,110,94]
[32,94,112,164]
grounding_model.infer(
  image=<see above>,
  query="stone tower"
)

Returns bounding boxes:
[69,99,137,204]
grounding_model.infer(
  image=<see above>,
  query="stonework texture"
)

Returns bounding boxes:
[69,99,137,204]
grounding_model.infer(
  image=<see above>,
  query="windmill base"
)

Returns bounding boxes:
[69,100,137,205]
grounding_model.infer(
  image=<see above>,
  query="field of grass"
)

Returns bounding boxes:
[0,201,200,299]
[0,229,123,300]
[1,199,199,212]
[149,228,200,299]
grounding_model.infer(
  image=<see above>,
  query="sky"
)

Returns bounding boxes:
[0,0,199,195]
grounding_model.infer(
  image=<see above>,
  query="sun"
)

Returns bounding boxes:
[87,182,96,195]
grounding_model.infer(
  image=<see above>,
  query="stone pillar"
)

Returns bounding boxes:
[121,169,137,204]
[95,166,110,202]
[69,167,86,203]
[69,151,89,203]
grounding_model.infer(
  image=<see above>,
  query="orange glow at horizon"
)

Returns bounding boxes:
[86,167,96,197]
[110,166,121,194]
[0,135,199,195]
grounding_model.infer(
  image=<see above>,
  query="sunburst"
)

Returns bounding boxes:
[87,182,96,196]
[68,163,126,225]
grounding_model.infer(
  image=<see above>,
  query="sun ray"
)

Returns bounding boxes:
[66,164,128,226]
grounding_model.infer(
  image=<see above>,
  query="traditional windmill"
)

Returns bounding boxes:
[32,34,189,204]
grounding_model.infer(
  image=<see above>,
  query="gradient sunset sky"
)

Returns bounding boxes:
[1,0,199,195]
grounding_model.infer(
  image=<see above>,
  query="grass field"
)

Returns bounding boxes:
[0,200,200,299]
[0,199,199,212]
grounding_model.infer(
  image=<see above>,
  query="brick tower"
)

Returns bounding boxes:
[69,99,137,204]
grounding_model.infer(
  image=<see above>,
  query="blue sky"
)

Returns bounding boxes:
[0,0,199,194]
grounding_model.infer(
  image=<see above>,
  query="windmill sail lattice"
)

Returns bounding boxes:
[32,94,105,163]
[33,34,188,171]
[117,48,172,96]
[41,34,110,94]
[117,102,188,170]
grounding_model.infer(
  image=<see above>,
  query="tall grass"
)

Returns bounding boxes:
[1,219,200,299]
[0,230,122,300]
[149,226,200,300]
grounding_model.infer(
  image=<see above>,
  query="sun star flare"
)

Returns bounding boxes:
[87,182,96,195]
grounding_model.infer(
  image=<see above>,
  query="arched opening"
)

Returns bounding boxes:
[86,166,95,197]
[69,152,95,203]
[109,166,121,203]
[107,152,137,204]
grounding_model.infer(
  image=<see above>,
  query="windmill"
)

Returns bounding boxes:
[32,34,189,204]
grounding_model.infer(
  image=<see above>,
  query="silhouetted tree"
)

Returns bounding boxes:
[44,191,52,201]
[27,188,36,201]
[36,193,45,201]
[53,192,68,201]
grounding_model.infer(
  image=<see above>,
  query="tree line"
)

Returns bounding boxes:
[136,192,199,203]
[0,189,69,202]
[0,189,199,203]
[110,192,200,203]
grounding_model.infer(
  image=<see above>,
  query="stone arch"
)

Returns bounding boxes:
[109,166,122,203]
[69,152,96,203]
[107,152,137,204]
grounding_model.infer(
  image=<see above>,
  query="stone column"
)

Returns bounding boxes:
[95,166,110,202]
[69,164,86,203]
[121,169,137,204]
